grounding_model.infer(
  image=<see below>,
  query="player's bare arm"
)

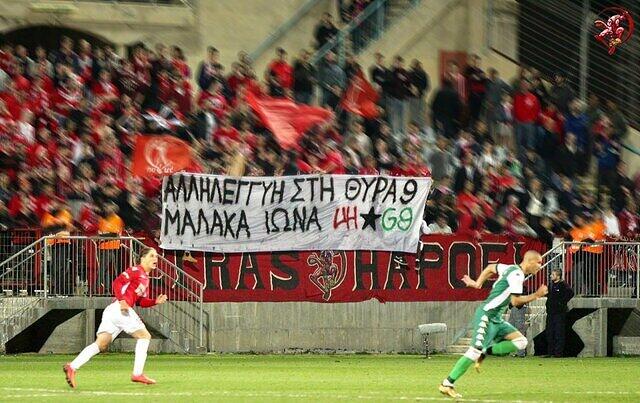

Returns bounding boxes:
[510,285,548,308]
[461,264,498,289]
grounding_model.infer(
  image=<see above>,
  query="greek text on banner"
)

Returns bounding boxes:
[160,173,432,253]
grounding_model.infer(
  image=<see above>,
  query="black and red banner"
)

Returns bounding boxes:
[155,234,546,302]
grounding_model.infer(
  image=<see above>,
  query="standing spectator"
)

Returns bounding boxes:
[556,133,582,180]
[314,13,339,50]
[595,131,621,196]
[484,68,511,138]
[31,46,54,79]
[54,36,80,75]
[545,268,574,357]
[266,48,293,96]
[564,99,589,174]
[292,49,315,104]
[196,46,221,91]
[407,59,429,127]
[369,52,388,97]
[445,61,466,104]
[428,213,453,234]
[453,153,479,194]
[605,99,628,140]
[513,80,540,163]
[41,199,74,295]
[14,45,33,80]
[97,203,124,294]
[386,56,410,137]
[618,198,639,238]
[317,52,345,110]
[464,54,486,124]
[549,72,574,115]
[602,199,620,238]
[431,79,461,139]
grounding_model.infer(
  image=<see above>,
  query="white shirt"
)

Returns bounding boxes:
[17,121,35,144]
[604,212,620,237]
[428,222,452,234]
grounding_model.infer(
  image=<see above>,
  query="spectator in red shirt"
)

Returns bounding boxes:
[213,115,239,148]
[513,80,540,162]
[456,180,479,214]
[618,198,639,238]
[458,203,485,238]
[171,46,191,78]
[198,81,227,118]
[171,73,193,116]
[319,140,346,174]
[92,70,119,114]
[266,48,293,96]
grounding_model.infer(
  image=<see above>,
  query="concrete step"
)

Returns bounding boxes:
[457,337,472,345]
[446,345,467,354]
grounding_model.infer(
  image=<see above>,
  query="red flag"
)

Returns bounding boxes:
[246,92,333,150]
[131,135,194,177]
[340,70,379,119]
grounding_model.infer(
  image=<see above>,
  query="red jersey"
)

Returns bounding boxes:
[268,60,293,89]
[112,265,156,308]
[513,91,540,123]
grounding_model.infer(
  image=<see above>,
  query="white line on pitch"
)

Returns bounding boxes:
[0,387,549,402]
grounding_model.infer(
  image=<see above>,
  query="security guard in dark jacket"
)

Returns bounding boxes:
[545,268,574,357]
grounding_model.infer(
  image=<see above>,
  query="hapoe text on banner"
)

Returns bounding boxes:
[160,173,432,253]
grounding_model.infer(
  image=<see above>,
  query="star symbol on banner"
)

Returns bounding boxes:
[360,207,382,231]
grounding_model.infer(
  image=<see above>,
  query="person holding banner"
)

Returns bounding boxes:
[439,251,547,399]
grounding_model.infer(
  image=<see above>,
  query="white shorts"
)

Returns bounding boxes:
[97,301,146,339]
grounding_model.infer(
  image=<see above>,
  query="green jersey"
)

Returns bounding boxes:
[481,264,525,317]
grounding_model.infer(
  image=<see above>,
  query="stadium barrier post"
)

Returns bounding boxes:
[636,244,639,300]
[199,287,204,349]
[43,238,48,299]
[561,241,566,280]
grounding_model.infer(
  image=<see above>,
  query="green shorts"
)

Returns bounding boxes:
[470,307,518,351]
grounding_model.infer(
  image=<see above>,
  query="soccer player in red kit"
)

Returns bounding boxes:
[63,247,167,388]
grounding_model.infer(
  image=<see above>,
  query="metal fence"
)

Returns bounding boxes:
[0,234,206,349]
[311,0,421,66]
[527,241,639,298]
[487,0,640,129]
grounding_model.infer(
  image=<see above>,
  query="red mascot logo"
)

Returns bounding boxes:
[594,7,634,55]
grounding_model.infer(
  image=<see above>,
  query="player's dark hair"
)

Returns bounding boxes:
[139,247,155,262]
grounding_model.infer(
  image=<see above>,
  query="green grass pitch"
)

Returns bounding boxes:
[1,354,639,402]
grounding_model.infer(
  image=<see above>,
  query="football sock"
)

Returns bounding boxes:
[133,339,150,376]
[446,356,474,383]
[70,343,100,370]
[488,340,518,356]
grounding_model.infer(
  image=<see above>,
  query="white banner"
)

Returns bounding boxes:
[160,173,432,253]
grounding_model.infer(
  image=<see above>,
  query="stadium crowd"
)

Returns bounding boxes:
[0,14,639,246]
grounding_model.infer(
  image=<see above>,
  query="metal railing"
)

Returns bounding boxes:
[487,0,640,129]
[249,0,325,63]
[0,234,206,351]
[74,0,193,6]
[527,241,639,299]
[311,0,421,66]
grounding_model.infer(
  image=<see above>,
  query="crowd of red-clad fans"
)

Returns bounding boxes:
[0,14,639,245]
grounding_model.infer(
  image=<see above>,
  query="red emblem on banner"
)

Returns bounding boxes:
[594,7,634,55]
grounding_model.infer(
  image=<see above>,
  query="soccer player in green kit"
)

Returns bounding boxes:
[439,250,548,399]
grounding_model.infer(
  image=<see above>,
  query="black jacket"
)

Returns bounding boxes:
[387,67,410,99]
[293,61,315,93]
[546,280,574,314]
[409,68,429,98]
[369,64,388,90]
